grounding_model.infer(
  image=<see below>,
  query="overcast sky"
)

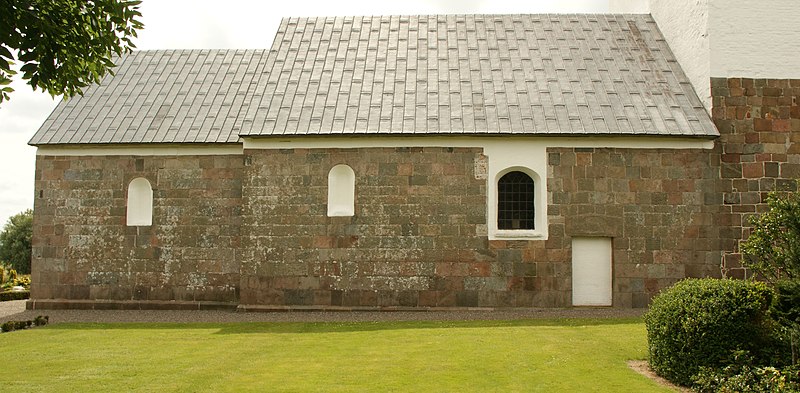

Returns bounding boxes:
[0,0,611,225]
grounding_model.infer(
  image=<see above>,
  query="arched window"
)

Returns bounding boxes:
[127,177,153,226]
[497,171,535,230]
[327,164,355,217]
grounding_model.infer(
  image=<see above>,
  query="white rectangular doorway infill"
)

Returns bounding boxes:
[571,237,613,306]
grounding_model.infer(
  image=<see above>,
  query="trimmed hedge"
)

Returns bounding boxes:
[644,278,777,386]
[0,315,48,333]
[0,290,29,301]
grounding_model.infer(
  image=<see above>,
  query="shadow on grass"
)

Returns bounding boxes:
[43,317,642,334]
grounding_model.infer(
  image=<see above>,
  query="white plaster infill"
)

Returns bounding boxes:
[126,177,153,226]
[245,135,714,240]
[327,164,356,217]
[35,144,243,156]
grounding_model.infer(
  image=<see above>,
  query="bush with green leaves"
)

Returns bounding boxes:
[644,278,778,386]
[692,357,800,393]
[0,290,29,301]
[741,190,800,366]
[741,191,800,283]
[0,315,48,333]
[772,279,800,365]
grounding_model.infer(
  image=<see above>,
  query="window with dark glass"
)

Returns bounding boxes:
[497,171,535,230]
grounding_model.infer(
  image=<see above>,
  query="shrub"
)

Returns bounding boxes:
[644,278,777,386]
[0,290,30,301]
[774,280,800,364]
[693,361,800,393]
[33,315,49,326]
[0,315,48,333]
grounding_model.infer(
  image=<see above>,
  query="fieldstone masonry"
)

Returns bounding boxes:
[28,77,800,309]
[547,147,719,307]
[239,147,504,308]
[31,155,243,308]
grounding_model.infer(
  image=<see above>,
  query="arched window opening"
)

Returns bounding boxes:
[497,171,535,230]
[327,164,355,217]
[127,177,153,226]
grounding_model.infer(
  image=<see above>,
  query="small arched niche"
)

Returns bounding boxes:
[327,164,355,217]
[127,177,153,226]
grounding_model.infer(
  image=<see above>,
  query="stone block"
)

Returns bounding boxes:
[455,290,478,307]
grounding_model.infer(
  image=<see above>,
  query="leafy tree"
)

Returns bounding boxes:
[0,209,33,274]
[0,0,144,104]
[740,191,800,283]
[741,190,800,365]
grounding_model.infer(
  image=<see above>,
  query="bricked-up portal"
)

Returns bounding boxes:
[572,237,613,306]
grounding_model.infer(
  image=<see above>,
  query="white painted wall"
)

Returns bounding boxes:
[650,0,800,112]
[708,0,800,79]
[608,0,649,13]
[650,0,711,111]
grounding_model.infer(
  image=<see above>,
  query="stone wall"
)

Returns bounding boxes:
[32,155,243,306]
[547,147,719,307]
[32,138,760,309]
[711,77,800,278]
[239,146,719,308]
[240,147,518,308]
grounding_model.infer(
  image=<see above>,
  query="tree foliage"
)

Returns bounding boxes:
[741,190,800,367]
[740,191,800,283]
[0,0,144,104]
[0,209,33,274]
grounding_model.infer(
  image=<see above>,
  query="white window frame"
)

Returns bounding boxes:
[490,166,545,240]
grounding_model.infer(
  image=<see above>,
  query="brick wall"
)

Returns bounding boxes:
[32,155,243,305]
[711,77,800,278]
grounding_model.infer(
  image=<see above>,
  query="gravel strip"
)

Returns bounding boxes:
[0,300,644,324]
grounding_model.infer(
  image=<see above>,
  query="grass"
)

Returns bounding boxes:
[0,318,672,392]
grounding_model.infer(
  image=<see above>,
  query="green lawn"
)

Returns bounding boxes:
[0,318,671,392]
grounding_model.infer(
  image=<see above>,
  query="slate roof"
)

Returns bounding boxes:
[30,14,718,146]
[30,50,267,145]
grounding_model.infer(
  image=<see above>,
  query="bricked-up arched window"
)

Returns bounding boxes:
[497,171,535,230]
[127,177,153,226]
[327,164,355,217]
